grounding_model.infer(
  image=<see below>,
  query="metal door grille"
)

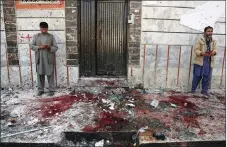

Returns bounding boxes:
[79,0,96,76]
[79,0,127,77]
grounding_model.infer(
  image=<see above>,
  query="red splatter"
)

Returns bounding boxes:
[38,93,98,118]
[198,129,206,136]
[96,80,116,86]
[83,111,128,132]
[161,95,198,110]
[160,95,203,131]
[182,115,199,128]
[127,89,142,97]
[24,34,32,42]
[135,107,150,115]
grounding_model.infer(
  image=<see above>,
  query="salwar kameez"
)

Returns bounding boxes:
[191,37,212,94]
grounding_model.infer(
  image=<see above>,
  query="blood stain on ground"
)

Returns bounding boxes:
[160,95,198,110]
[159,95,205,135]
[198,129,206,136]
[37,93,99,118]
[83,111,128,132]
[181,114,199,128]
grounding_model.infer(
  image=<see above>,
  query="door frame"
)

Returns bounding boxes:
[77,0,129,78]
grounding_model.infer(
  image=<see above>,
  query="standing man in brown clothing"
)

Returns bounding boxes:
[191,26,217,96]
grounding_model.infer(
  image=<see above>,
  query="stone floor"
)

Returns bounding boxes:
[0,84,226,145]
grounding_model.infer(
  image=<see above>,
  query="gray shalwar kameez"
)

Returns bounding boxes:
[30,33,58,92]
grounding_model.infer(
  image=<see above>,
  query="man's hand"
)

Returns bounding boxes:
[45,45,51,50]
[200,52,211,56]
[200,52,205,56]
[39,45,50,50]
[210,50,216,56]
[39,45,46,49]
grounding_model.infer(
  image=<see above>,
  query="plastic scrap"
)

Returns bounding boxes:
[109,103,115,110]
[95,139,104,147]
[102,99,110,104]
[126,103,135,107]
[8,87,12,91]
[170,103,178,108]
[150,99,159,108]
[128,100,134,103]
[132,126,148,140]
[152,132,166,140]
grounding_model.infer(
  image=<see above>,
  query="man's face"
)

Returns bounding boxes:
[40,27,48,34]
[205,28,213,37]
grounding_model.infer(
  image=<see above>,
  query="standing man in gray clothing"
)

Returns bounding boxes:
[30,22,58,96]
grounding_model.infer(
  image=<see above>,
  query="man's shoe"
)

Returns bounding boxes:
[191,90,196,94]
[37,91,44,96]
[48,91,55,96]
[201,91,211,97]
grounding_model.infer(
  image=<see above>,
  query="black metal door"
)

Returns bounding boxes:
[79,0,96,77]
[79,0,127,77]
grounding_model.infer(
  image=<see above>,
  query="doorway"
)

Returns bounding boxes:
[78,0,128,77]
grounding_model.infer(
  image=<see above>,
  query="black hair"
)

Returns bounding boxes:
[40,22,48,28]
[204,26,213,32]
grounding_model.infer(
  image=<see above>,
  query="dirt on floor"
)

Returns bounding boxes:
[0,85,225,144]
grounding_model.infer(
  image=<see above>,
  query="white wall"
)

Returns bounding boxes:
[0,7,78,89]
[131,1,226,90]
[15,9,65,89]
[1,2,9,88]
[1,1,225,91]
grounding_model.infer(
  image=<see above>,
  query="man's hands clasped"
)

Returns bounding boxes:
[200,50,216,56]
[39,45,50,50]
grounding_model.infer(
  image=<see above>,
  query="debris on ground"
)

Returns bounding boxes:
[109,103,115,110]
[170,103,178,108]
[152,132,166,140]
[95,139,104,147]
[132,126,148,140]
[126,103,135,108]
[150,99,159,108]
[0,86,225,143]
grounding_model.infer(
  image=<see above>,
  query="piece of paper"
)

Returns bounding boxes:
[150,99,159,108]
[180,1,225,32]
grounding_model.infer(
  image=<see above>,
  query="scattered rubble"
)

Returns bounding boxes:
[95,139,104,147]
[152,132,166,140]
[170,103,178,108]
[0,87,225,143]
[150,99,159,108]
[126,103,135,107]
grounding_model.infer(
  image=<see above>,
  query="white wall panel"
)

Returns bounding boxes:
[17,18,65,30]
